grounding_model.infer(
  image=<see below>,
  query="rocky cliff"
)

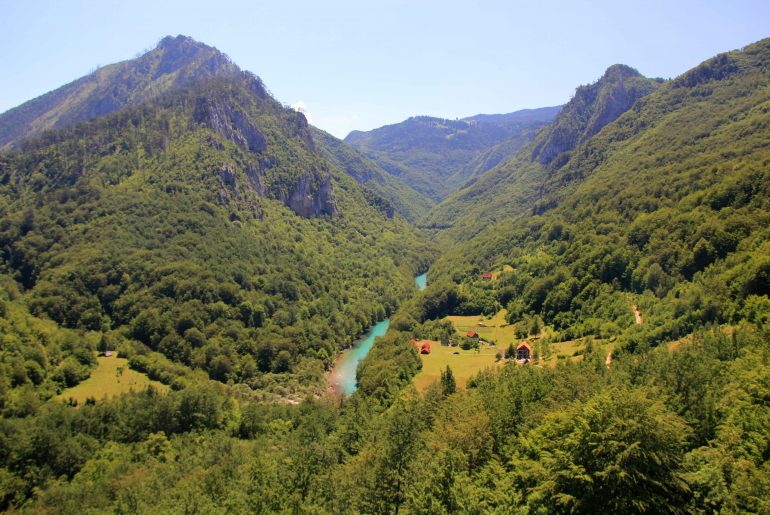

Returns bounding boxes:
[531,64,661,167]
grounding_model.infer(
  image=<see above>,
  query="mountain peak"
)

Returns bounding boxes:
[154,34,223,60]
[531,64,660,166]
[157,34,198,49]
[601,63,643,80]
[0,35,241,149]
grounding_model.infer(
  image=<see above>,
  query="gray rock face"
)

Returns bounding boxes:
[532,64,660,167]
[244,162,264,194]
[194,96,267,153]
[217,162,264,219]
[282,172,339,218]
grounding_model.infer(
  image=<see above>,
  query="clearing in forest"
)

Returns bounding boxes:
[413,340,502,391]
[444,309,518,345]
[54,353,169,404]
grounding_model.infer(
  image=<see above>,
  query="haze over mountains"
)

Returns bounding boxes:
[345,106,561,201]
[0,32,769,513]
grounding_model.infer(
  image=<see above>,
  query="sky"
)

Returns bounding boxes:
[1,0,769,138]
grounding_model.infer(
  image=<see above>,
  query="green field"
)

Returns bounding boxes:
[444,309,518,345]
[413,340,502,391]
[55,354,169,404]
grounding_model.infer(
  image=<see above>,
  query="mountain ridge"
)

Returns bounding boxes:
[0,35,245,150]
[344,105,561,201]
[426,36,770,349]
[423,64,662,237]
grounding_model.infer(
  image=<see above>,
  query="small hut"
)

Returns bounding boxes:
[420,342,431,354]
[517,341,532,361]
[467,331,479,338]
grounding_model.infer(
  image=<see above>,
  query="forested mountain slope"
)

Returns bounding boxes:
[427,37,770,349]
[0,35,428,222]
[312,127,432,221]
[424,64,661,238]
[345,106,560,201]
[0,48,434,409]
[0,35,243,149]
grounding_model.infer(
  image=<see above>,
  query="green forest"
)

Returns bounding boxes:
[0,32,769,513]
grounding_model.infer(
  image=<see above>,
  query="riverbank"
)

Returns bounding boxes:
[328,272,428,397]
[329,319,390,396]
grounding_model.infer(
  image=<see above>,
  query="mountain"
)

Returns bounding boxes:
[0,35,429,222]
[424,65,661,237]
[344,106,561,201]
[0,35,242,149]
[426,38,770,351]
[0,36,434,406]
[531,64,661,166]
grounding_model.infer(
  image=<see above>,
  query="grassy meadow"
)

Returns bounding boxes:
[55,354,169,404]
[413,341,502,391]
[444,309,516,345]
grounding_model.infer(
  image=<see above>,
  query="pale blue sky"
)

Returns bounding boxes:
[1,0,768,138]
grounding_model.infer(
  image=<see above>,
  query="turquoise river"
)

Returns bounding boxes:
[331,273,427,396]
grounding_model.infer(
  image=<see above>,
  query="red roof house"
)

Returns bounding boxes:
[420,342,431,354]
[516,341,532,361]
[467,331,478,338]
[482,272,493,280]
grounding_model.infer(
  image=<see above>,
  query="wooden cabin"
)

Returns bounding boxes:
[517,341,532,361]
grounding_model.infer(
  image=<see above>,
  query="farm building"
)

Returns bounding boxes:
[467,331,479,338]
[482,272,493,280]
[420,342,431,354]
[517,341,532,361]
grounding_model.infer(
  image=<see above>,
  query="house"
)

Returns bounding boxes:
[517,341,532,361]
[411,338,420,347]
[420,342,431,354]
[467,331,479,338]
[482,272,493,280]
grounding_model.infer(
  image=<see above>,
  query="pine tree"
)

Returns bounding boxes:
[440,366,456,396]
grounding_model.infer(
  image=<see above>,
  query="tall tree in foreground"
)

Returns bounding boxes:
[440,365,456,396]
[511,386,690,513]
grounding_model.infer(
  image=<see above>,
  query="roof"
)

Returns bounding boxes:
[482,272,493,279]
[517,341,532,351]
[467,331,478,337]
